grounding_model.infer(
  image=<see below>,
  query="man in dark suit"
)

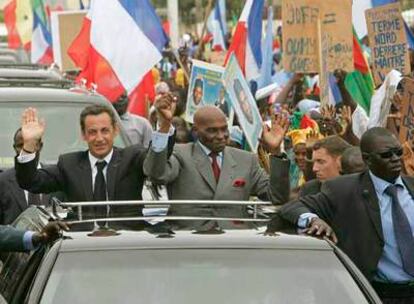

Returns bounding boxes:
[14,105,150,221]
[0,129,65,225]
[279,127,414,303]
[144,96,290,229]
[0,221,68,252]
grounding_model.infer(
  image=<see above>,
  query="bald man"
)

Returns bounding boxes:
[144,95,290,230]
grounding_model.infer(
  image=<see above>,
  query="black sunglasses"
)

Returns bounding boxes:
[374,147,403,159]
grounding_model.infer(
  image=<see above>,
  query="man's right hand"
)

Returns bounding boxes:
[154,93,176,133]
[21,108,45,153]
[303,217,338,243]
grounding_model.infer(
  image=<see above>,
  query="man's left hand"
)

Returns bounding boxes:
[32,221,70,246]
[261,114,290,154]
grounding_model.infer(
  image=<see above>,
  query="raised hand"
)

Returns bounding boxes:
[339,105,352,135]
[261,114,290,155]
[305,129,320,150]
[154,93,177,132]
[320,104,336,120]
[21,108,45,153]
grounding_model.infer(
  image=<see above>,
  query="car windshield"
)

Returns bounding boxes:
[0,102,125,168]
[41,249,368,304]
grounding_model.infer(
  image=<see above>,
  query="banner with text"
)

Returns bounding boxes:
[282,0,353,73]
[399,78,414,149]
[366,3,411,87]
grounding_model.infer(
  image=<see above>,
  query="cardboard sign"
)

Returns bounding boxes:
[51,10,86,71]
[319,27,330,107]
[399,78,414,148]
[185,60,234,124]
[282,0,319,73]
[319,0,353,72]
[282,0,353,73]
[223,54,263,152]
[366,3,411,87]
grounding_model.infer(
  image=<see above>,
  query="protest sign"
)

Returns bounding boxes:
[223,54,263,152]
[51,10,86,71]
[319,0,353,72]
[282,0,353,73]
[399,78,414,149]
[319,22,330,107]
[185,60,233,124]
[366,3,411,87]
[282,0,319,73]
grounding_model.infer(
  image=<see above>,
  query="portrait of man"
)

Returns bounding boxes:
[191,78,204,106]
[233,78,254,124]
[215,86,230,117]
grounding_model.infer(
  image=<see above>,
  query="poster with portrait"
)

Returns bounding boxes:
[185,60,234,124]
[223,54,263,152]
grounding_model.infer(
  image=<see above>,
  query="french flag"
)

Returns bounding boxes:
[68,0,168,107]
[31,0,53,65]
[353,0,414,49]
[225,0,264,82]
[207,0,227,51]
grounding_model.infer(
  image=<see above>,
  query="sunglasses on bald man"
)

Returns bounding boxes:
[373,147,403,159]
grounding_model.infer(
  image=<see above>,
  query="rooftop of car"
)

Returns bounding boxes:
[58,228,332,252]
[0,68,62,79]
[0,86,108,104]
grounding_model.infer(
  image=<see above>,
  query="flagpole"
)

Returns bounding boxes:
[171,48,190,82]
[167,0,179,49]
[195,0,215,60]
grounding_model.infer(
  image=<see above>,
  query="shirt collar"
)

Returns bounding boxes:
[369,171,404,195]
[197,141,223,158]
[120,113,130,121]
[88,149,114,169]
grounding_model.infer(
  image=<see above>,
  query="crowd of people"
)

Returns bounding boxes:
[0,26,414,303]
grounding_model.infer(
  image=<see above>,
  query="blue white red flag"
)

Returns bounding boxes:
[257,7,274,90]
[207,0,227,51]
[68,0,168,103]
[224,0,264,82]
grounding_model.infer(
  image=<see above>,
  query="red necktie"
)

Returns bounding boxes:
[209,152,221,182]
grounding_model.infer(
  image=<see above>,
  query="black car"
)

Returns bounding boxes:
[0,201,381,304]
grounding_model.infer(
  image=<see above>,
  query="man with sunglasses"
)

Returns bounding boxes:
[279,127,414,303]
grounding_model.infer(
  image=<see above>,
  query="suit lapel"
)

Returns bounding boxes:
[79,152,93,201]
[106,148,121,200]
[193,144,216,191]
[360,172,384,242]
[215,148,237,197]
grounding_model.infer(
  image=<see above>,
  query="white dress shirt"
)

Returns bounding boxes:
[88,149,114,191]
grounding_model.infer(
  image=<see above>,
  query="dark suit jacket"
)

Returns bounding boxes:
[279,171,414,281]
[0,226,26,252]
[15,145,147,218]
[298,179,322,197]
[0,168,65,225]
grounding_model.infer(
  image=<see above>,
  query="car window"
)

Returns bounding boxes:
[0,207,50,302]
[0,103,125,168]
[41,249,369,304]
[0,251,35,302]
